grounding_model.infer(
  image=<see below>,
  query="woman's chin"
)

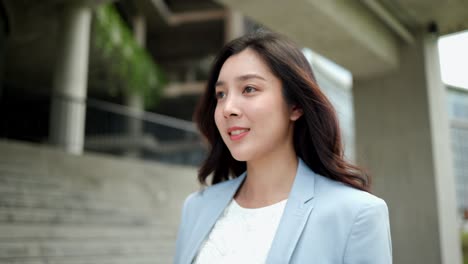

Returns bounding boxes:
[229,150,250,162]
[231,155,248,162]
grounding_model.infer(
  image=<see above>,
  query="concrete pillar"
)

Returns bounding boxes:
[224,9,244,43]
[353,32,462,264]
[124,89,144,157]
[423,33,462,264]
[49,4,91,155]
[124,15,146,158]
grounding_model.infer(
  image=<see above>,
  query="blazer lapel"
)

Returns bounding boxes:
[184,173,246,263]
[266,159,316,263]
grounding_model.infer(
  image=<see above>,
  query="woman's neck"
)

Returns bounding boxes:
[235,150,298,208]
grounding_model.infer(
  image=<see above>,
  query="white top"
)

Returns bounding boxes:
[193,198,288,264]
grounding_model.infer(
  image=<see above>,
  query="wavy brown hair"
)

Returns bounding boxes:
[194,31,370,192]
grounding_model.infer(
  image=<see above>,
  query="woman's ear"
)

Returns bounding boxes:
[290,105,303,121]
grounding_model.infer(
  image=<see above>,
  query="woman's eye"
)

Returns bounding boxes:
[243,86,257,94]
[215,91,226,99]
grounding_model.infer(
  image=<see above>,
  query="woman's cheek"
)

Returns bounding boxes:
[214,110,223,131]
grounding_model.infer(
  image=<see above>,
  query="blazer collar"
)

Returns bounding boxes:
[185,158,316,263]
[288,158,316,203]
[265,158,317,263]
[185,172,246,263]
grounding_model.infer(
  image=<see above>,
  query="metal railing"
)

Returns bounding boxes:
[0,94,206,166]
[84,98,205,166]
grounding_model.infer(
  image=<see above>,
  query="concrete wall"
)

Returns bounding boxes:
[0,140,198,263]
[354,34,461,264]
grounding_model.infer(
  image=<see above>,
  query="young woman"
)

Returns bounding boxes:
[174,32,392,264]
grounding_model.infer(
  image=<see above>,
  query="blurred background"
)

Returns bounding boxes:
[0,0,467,263]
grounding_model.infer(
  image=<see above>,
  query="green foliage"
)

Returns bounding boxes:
[462,232,468,264]
[92,4,166,108]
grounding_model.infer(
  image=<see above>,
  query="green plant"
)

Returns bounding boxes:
[92,4,166,108]
[462,232,468,264]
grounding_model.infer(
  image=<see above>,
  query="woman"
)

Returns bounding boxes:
[174,32,392,264]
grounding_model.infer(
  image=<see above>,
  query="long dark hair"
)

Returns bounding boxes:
[194,31,371,192]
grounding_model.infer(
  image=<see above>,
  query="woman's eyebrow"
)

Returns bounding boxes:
[215,80,225,87]
[215,74,266,87]
[237,74,266,82]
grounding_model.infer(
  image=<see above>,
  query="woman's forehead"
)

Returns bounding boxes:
[217,48,274,81]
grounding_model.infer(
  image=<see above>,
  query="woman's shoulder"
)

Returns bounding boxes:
[183,174,246,209]
[314,172,387,210]
[310,174,389,238]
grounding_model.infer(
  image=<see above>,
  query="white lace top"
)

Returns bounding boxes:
[193,198,288,264]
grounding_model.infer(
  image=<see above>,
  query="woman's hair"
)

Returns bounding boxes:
[194,31,371,192]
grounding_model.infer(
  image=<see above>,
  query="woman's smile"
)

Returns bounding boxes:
[228,127,250,141]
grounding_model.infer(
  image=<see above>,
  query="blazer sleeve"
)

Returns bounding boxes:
[343,199,392,264]
[174,193,196,264]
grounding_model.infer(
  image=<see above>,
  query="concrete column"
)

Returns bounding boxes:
[124,15,146,158]
[49,4,91,155]
[224,9,244,43]
[353,32,462,264]
[423,33,461,264]
[124,89,144,157]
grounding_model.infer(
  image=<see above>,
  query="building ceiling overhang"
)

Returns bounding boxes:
[216,0,468,79]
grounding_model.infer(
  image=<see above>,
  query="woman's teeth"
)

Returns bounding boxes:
[230,129,249,135]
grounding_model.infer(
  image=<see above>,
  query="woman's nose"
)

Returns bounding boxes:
[223,96,241,118]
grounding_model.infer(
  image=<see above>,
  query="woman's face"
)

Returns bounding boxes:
[214,48,302,162]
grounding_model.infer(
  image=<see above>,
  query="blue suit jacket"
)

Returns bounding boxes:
[174,159,392,263]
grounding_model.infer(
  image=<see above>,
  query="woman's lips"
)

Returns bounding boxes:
[228,127,250,141]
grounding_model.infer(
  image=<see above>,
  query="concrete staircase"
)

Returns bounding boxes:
[0,140,198,264]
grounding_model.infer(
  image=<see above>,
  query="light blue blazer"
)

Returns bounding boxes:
[174,159,392,263]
